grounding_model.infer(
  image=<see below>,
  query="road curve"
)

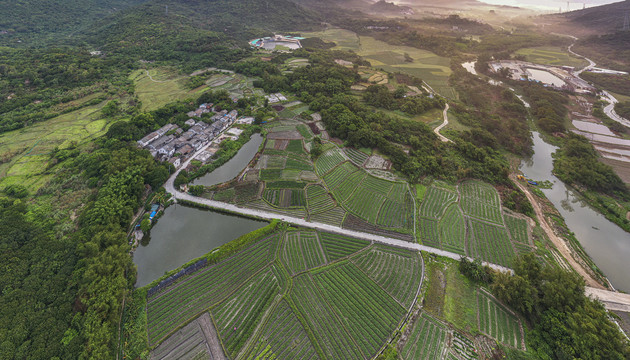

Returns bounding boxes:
[434,103,453,143]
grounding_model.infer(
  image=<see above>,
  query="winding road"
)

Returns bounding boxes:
[434,103,453,143]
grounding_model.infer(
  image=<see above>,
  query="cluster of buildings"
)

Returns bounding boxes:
[137,106,239,168]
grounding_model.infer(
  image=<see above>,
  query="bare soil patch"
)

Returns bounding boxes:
[267,130,302,140]
[343,214,414,241]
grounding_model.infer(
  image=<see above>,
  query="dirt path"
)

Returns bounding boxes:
[146,70,168,83]
[510,174,604,289]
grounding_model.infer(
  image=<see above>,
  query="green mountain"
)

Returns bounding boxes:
[0,0,149,45]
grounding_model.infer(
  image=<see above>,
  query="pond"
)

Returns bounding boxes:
[193,133,263,187]
[133,205,266,287]
[526,68,567,87]
[521,132,630,292]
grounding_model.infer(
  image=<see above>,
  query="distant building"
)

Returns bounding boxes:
[168,157,181,168]
[137,132,159,147]
[185,119,196,126]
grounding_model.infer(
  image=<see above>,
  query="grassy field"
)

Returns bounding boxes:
[514,46,589,69]
[0,101,114,193]
[130,68,204,111]
[301,29,456,99]
[145,229,421,359]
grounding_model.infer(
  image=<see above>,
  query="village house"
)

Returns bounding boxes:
[185,119,196,127]
[137,132,159,147]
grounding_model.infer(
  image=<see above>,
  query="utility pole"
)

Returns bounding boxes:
[567,1,570,12]
[624,11,630,31]
[165,5,168,16]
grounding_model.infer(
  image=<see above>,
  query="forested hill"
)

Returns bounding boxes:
[543,0,630,35]
[0,0,149,45]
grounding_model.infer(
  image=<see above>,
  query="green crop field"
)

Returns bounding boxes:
[344,147,369,166]
[418,218,440,248]
[307,184,337,214]
[243,300,319,360]
[504,215,530,245]
[323,162,360,189]
[315,148,347,175]
[439,204,467,255]
[352,244,422,308]
[419,186,458,219]
[343,189,386,223]
[402,312,450,360]
[514,46,589,69]
[467,219,515,268]
[281,231,327,274]
[145,229,421,359]
[0,100,114,193]
[478,290,523,349]
[312,262,407,358]
[459,180,503,224]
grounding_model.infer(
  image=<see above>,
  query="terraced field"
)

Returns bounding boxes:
[467,219,515,268]
[402,313,450,360]
[315,148,347,175]
[459,180,503,224]
[146,230,422,360]
[505,214,530,245]
[418,218,440,248]
[439,204,466,255]
[352,244,422,308]
[419,186,457,219]
[478,290,524,349]
[344,147,369,166]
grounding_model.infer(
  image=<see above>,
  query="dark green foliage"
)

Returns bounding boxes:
[458,257,493,284]
[553,134,627,196]
[614,101,630,120]
[523,83,569,134]
[491,253,630,359]
[582,72,630,97]
[363,84,445,115]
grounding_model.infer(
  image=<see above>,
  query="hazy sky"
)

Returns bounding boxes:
[476,0,624,11]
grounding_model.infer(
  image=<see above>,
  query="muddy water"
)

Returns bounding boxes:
[133,205,266,287]
[526,68,567,87]
[193,134,263,186]
[521,132,630,292]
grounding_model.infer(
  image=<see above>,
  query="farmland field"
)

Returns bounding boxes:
[439,204,466,255]
[419,186,457,219]
[344,147,369,166]
[459,180,503,224]
[315,148,347,175]
[477,290,524,349]
[504,214,530,245]
[418,218,440,248]
[352,244,422,308]
[402,312,450,360]
[146,229,421,360]
[513,46,589,69]
[467,219,515,268]
[130,68,210,111]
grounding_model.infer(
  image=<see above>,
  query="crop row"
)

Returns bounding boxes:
[323,162,359,190]
[451,331,478,360]
[213,270,280,358]
[309,207,346,227]
[329,171,365,203]
[285,157,314,171]
[306,184,327,199]
[478,291,522,348]
[263,189,306,208]
[290,275,364,359]
[439,204,466,255]
[343,189,386,224]
[419,186,457,219]
[151,317,207,360]
[243,300,318,360]
[313,263,406,358]
[401,312,449,360]
[146,239,274,344]
[418,218,440,248]
[387,182,409,203]
[377,198,411,229]
[316,148,347,175]
[460,198,503,224]
[265,155,286,169]
[459,180,500,207]
[282,232,327,274]
[319,232,370,261]
[504,215,530,245]
[467,220,515,267]
[352,246,422,308]
[361,175,394,195]
[286,139,306,155]
[344,147,369,166]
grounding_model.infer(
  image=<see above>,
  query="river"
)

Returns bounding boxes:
[193,133,263,186]
[521,132,630,292]
[133,205,266,287]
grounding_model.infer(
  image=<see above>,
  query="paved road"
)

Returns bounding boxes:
[586,287,630,312]
[434,103,453,143]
